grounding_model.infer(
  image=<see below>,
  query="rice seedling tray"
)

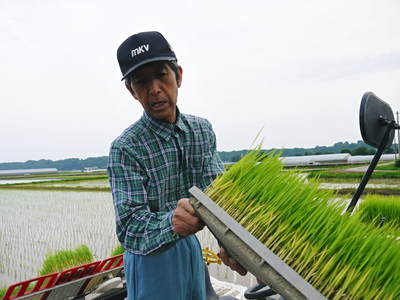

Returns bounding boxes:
[189,186,327,300]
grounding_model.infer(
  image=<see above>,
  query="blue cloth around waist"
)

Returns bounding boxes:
[124,235,206,300]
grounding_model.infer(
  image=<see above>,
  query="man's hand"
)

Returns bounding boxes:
[172,198,204,237]
[219,247,247,276]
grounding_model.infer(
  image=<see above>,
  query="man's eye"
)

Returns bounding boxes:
[133,78,146,85]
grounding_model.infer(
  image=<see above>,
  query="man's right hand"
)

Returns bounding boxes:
[172,198,204,237]
[219,247,248,276]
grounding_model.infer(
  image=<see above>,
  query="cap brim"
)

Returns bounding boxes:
[121,56,177,81]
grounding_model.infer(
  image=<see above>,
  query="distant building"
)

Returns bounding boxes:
[0,168,58,176]
[348,154,396,164]
[280,154,350,166]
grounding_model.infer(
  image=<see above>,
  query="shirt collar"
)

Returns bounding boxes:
[141,108,189,141]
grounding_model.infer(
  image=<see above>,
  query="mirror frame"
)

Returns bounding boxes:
[359,92,395,149]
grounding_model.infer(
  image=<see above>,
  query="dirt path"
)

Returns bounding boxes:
[338,162,396,173]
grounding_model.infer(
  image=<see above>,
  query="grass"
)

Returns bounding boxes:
[375,162,400,170]
[0,175,107,185]
[0,176,110,191]
[0,171,106,179]
[307,170,400,179]
[205,149,400,299]
[38,245,94,276]
[1,190,118,286]
[356,195,400,228]
[111,244,124,256]
[0,185,110,192]
[0,282,41,299]
[323,187,400,196]
[284,163,368,170]
[0,288,6,299]
[1,245,94,299]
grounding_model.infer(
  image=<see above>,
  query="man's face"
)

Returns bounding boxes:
[126,61,182,124]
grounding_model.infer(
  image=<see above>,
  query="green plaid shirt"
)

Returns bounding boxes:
[107,110,224,255]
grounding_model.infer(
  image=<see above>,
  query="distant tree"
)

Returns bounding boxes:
[231,154,242,162]
[1,140,393,171]
[384,146,395,154]
[351,147,375,156]
[395,159,400,168]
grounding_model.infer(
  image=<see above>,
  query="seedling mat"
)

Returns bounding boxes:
[189,186,327,300]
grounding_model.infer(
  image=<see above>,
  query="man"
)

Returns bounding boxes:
[108,31,244,300]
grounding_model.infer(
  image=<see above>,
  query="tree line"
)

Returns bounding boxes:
[218,141,398,162]
[0,141,398,171]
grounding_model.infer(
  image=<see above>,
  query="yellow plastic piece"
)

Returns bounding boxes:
[202,248,221,265]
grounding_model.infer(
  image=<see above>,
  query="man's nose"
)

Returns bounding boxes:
[148,78,162,95]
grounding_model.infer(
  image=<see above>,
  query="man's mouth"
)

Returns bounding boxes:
[151,101,167,108]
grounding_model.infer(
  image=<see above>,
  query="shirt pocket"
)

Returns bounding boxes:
[185,144,207,188]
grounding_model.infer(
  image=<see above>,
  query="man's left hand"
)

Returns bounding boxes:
[172,198,204,237]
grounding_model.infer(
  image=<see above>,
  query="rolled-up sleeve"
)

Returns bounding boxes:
[107,145,180,255]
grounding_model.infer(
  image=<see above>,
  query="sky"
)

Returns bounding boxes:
[0,0,399,162]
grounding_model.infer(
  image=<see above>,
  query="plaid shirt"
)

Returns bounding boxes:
[107,110,224,255]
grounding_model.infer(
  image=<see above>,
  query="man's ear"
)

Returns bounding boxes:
[125,80,138,100]
[177,66,183,87]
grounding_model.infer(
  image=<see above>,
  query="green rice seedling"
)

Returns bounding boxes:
[38,244,93,275]
[357,195,400,227]
[0,287,6,299]
[111,244,124,256]
[205,150,400,300]
[0,283,38,300]
[0,190,119,285]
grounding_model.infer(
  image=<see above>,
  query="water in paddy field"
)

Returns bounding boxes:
[0,179,61,185]
[319,182,400,189]
[0,190,118,287]
[0,189,253,290]
[39,179,110,188]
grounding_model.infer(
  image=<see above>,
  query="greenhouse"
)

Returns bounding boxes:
[348,154,397,163]
[280,153,350,166]
[280,153,398,166]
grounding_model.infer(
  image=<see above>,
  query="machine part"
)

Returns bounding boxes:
[189,186,327,300]
[360,92,396,148]
[86,288,127,300]
[91,277,123,294]
[203,247,222,265]
[346,92,400,213]
[244,284,277,299]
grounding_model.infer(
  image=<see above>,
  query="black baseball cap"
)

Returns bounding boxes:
[117,31,177,80]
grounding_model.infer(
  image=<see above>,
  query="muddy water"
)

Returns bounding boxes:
[0,190,118,287]
[0,178,60,185]
[0,189,253,290]
[319,182,400,189]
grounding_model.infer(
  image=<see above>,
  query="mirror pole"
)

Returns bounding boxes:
[397,111,400,160]
[346,123,394,214]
